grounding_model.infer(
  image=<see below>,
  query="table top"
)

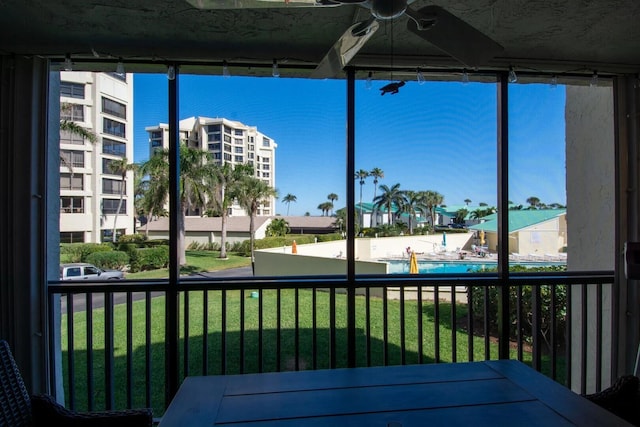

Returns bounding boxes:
[158,360,631,426]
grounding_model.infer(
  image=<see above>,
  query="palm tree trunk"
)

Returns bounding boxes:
[112,179,125,243]
[220,186,228,258]
[249,205,256,275]
[179,204,187,266]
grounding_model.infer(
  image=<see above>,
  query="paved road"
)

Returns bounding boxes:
[59,267,254,313]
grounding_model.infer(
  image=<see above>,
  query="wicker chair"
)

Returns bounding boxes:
[584,374,640,426]
[0,339,153,427]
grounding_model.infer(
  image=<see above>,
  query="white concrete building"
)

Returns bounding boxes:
[146,116,277,216]
[59,72,135,243]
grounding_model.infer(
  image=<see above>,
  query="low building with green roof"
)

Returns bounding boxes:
[468,209,567,256]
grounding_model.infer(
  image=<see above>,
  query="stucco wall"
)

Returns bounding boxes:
[566,84,615,392]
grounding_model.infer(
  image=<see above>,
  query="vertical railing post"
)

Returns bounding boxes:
[165,63,180,407]
[346,67,357,368]
[497,72,510,359]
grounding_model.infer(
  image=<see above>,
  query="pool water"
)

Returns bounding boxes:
[386,259,565,274]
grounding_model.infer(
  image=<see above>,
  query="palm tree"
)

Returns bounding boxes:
[373,183,404,225]
[401,190,421,234]
[526,196,541,209]
[420,190,444,228]
[355,169,369,227]
[282,193,297,215]
[106,157,136,243]
[234,176,277,274]
[208,163,253,259]
[464,198,472,206]
[327,193,338,216]
[317,202,333,216]
[140,145,216,265]
[369,167,384,227]
[266,217,290,237]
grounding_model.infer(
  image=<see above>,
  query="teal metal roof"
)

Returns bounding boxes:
[467,209,566,233]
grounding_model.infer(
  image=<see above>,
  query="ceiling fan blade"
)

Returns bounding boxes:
[186,0,361,9]
[406,5,503,68]
[310,18,379,78]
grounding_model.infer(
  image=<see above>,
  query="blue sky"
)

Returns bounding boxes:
[134,74,566,216]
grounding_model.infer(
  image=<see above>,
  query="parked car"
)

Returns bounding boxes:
[59,263,124,281]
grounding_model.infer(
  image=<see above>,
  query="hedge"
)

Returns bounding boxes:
[135,246,170,271]
[60,243,114,263]
[85,251,129,270]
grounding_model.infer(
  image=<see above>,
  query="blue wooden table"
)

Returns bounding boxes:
[159,360,631,426]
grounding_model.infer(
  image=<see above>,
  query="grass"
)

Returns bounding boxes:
[126,250,251,279]
[60,288,563,417]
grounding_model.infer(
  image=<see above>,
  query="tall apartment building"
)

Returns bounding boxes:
[146,116,277,216]
[59,72,135,243]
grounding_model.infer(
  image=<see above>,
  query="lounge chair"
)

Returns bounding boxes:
[0,339,153,427]
[583,375,640,425]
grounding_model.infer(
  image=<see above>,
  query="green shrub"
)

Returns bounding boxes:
[118,234,147,245]
[85,250,129,270]
[118,243,141,272]
[470,265,568,352]
[315,233,343,242]
[60,243,114,263]
[187,241,221,251]
[142,239,170,248]
[136,246,170,270]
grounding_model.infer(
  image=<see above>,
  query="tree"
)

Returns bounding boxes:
[140,145,217,265]
[373,183,404,225]
[208,163,253,259]
[369,167,384,227]
[526,196,541,209]
[282,193,297,215]
[464,198,472,206]
[266,217,290,237]
[106,157,137,243]
[317,201,333,216]
[327,193,338,216]
[234,176,277,274]
[419,190,444,228]
[400,190,421,234]
[355,169,369,227]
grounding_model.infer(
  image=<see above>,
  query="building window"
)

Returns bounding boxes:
[249,144,254,151]
[224,144,232,152]
[263,209,270,215]
[234,147,243,154]
[102,199,126,215]
[60,231,85,244]
[60,196,84,213]
[102,97,127,119]
[263,157,270,163]
[60,81,85,99]
[60,129,85,145]
[249,136,254,143]
[224,125,232,134]
[212,152,221,160]
[208,143,221,151]
[234,129,244,136]
[248,153,254,159]
[151,140,163,148]
[103,138,126,156]
[224,135,231,143]
[224,153,232,161]
[60,103,84,121]
[102,178,126,195]
[234,138,243,145]
[101,228,125,242]
[262,164,270,170]
[103,158,123,175]
[60,150,84,168]
[262,172,270,178]
[262,136,271,147]
[103,118,126,138]
[60,173,83,190]
[234,156,244,162]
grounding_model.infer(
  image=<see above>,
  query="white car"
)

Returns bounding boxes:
[60,263,124,281]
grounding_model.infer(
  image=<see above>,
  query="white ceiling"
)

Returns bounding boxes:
[1,0,639,78]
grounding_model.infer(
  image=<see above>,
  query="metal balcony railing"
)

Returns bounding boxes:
[47,272,615,417]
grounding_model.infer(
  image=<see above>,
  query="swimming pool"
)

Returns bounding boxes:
[386,259,566,274]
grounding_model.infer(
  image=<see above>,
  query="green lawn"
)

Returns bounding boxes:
[125,250,251,279]
[60,288,561,416]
